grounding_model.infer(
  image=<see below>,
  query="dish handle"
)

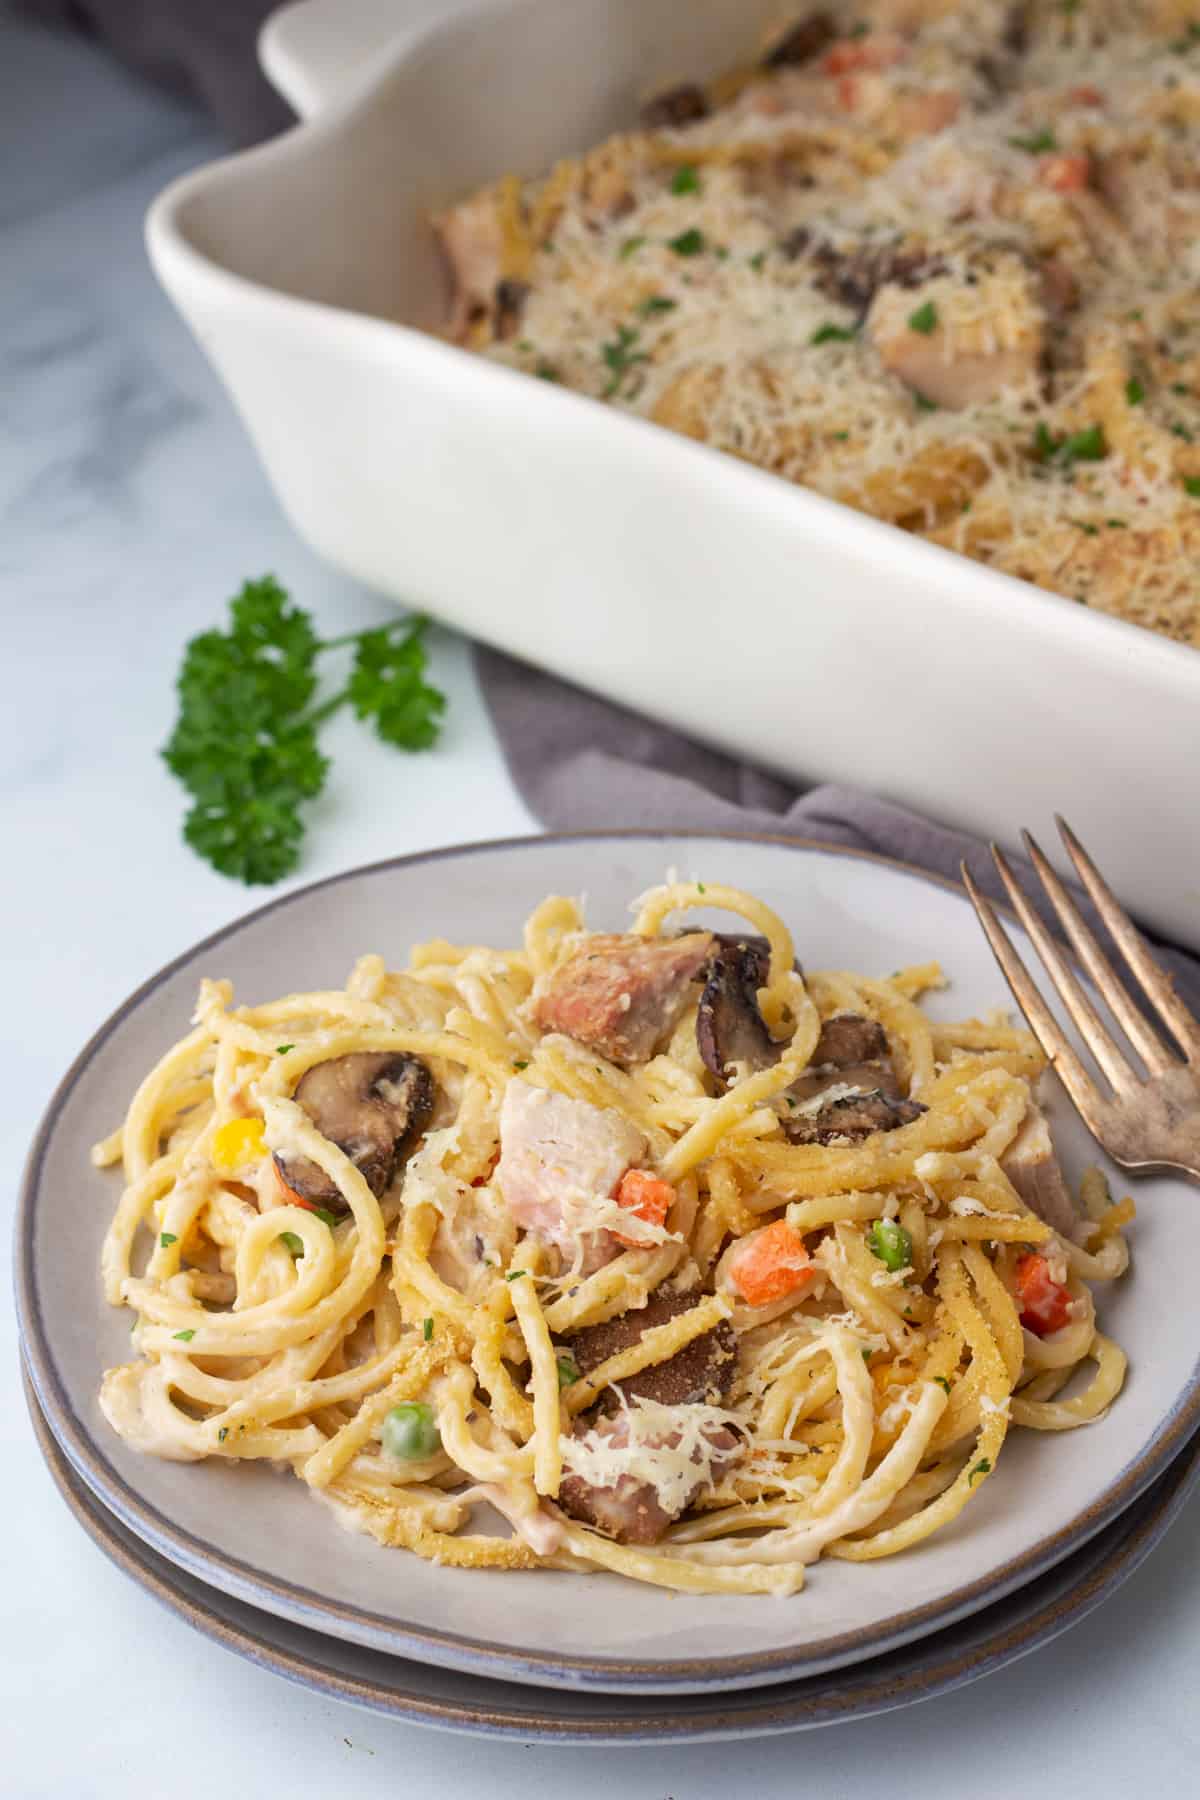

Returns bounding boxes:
[259,0,474,120]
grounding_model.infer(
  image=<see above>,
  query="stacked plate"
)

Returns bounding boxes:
[17,835,1200,1743]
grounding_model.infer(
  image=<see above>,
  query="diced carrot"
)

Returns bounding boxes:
[727,1220,814,1309]
[1039,152,1091,193]
[613,1168,675,1247]
[1015,1252,1073,1336]
[1068,85,1104,107]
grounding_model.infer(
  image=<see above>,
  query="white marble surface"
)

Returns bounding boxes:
[3,12,1200,1797]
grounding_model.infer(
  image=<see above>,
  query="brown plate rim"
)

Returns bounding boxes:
[25,1361,1200,1742]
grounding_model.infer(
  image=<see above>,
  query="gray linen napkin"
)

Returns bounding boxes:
[16,0,290,146]
[474,644,1200,1014]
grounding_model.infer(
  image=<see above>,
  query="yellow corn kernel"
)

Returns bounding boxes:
[211,1116,267,1172]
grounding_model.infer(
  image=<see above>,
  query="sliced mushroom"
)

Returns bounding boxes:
[696,954,928,1144]
[783,1088,925,1145]
[275,1051,434,1212]
[561,1285,737,1411]
[763,12,836,69]
[696,935,778,1087]
[809,1012,890,1069]
[791,234,948,318]
[640,82,710,130]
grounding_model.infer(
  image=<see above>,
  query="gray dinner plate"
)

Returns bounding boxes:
[20,835,1200,1691]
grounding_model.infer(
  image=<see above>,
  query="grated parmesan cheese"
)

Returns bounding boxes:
[443,1,1200,646]
[559,1395,740,1516]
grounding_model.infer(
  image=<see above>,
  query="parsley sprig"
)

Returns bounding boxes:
[163,577,446,885]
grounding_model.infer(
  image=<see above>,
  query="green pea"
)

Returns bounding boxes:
[381,1402,440,1461]
[867,1219,913,1273]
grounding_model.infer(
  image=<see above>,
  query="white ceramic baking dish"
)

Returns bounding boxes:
[146,0,1200,949]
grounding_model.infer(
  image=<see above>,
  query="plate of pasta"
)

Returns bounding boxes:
[17,833,1199,1693]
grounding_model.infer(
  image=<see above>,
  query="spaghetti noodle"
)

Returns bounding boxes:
[96,879,1131,1595]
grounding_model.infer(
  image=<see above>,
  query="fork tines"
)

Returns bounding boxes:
[960,819,1200,1133]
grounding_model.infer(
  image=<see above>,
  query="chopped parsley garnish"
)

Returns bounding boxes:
[1172,383,1191,396]
[423,1316,434,1342]
[907,300,938,334]
[748,250,767,272]
[534,361,560,382]
[618,235,646,259]
[1032,421,1107,466]
[276,1044,295,1056]
[670,164,701,195]
[1033,421,1058,460]
[969,1458,992,1484]
[832,430,850,441]
[1060,0,1080,12]
[513,1059,529,1070]
[1062,424,1107,461]
[160,1232,178,1248]
[1071,519,1099,535]
[313,1207,341,1229]
[696,881,706,893]
[1106,518,1127,529]
[811,321,856,345]
[934,1376,952,1394]
[556,1353,580,1388]
[506,1269,527,1282]
[218,1427,228,1443]
[861,1347,874,1364]
[1184,476,1200,496]
[162,578,445,885]
[174,1329,195,1342]
[867,1219,913,1273]
[914,393,939,412]
[280,1231,304,1256]
[638,295,678,317]
[1172,421,1194,441]
[1008,127,1057,154]
[1170,21,1200,52]
[667,227,706,257]
[1125,377,1145,405]
[600,324,649,398]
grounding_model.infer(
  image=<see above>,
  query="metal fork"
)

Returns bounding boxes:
[960,818,1200,1183]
